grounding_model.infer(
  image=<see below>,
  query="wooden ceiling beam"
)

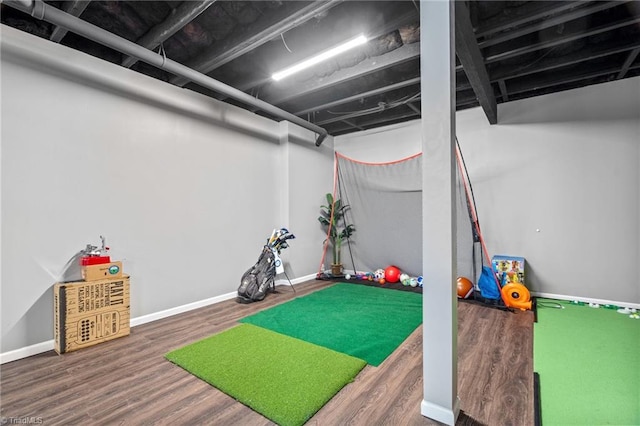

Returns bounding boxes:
[478,1,628,49]
[294,77,420,116]
[483,15,640,65]
[122,0,217,69]
[50,1,90,43]
[507,63,640,96]
[455,1,497,124]
[497,79,508,102]
[456,38,640,91]
[406,101,421,115]
[474,1,583,39]
[228,4,420,107]
[171,1,343,87]
[260,43,420,107]
[617,47,640,79]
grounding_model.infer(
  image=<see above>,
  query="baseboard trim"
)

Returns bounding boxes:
[0,340,56,365]
[129,291,237,327]
[274,272,316,287]
[532,291,640,309]
[2,273,318,364]
[421,397,461,426]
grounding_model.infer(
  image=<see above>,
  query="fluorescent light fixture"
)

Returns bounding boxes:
[272,34,368,81]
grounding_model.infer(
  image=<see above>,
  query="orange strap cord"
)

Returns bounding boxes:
[455,144,508,306]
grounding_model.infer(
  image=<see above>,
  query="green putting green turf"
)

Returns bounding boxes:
[166,323,366,426]
[534,299,640,425]
[240,282,423,366]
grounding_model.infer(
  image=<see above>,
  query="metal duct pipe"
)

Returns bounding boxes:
[3,0,330,146]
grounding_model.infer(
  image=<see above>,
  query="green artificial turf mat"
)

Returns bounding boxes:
[166,323,366,426]
[534,299,640,425]
[240,283,423,366]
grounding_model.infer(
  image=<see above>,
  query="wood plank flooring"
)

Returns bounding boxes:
[1,280,534,425]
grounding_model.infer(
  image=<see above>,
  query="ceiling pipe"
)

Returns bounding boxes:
[3,0,330,147]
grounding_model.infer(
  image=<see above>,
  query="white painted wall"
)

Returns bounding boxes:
[280,122,335,279]
[0,26,332,353]
[335,77,640,304]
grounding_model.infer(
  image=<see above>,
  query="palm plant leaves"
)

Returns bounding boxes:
[318,193,355,265]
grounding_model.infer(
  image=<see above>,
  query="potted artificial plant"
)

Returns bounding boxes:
[318,193,355,275]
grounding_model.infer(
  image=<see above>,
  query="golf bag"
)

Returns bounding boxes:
[237,228,295,304]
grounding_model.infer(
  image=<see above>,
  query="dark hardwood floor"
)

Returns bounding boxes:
[1,280,533,425]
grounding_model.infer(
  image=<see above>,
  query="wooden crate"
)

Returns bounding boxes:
[81,260,123,281]
[54,276,130,354]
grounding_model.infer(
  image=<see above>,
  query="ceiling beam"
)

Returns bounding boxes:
[170,0,343,87]
[455,1,497,124]
[122,0,217,69]
[340,119,365,131]
[49,1,90,43]
[315,95,422,126]
[406,102,421,115]
[507,63,640,97]
[617,47,640,79]
[456,14,640,72]
[478,1,627,49]
[315,105,385,126]
[355,109,419,128]
[260,42,421,107]
[483,15,640,66]
[497,79,508,102]
[224,5,419,105]
[325,108,420,135]
[456,38,640,92]
[324,88,509,130]
[294,77,420,116]
[474,1,583,39]
[457,100,480,110]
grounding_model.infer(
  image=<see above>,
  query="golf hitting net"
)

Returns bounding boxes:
[318,141,501,299]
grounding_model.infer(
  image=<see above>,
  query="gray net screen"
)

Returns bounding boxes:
[327,152,479,283]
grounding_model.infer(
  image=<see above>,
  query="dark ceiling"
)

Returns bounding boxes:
[2,1,640,138]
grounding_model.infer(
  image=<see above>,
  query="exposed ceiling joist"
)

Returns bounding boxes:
[495,38,640,82]
[497,79,508,102]
[474,1,583,38]
[457,95,481,109]
[455,13,640,72]
[455,1,497,124]
[316,94,421,126]
[456,39,640,92]
[325,107,419,134]
[341,119,364,131]
[507,63,640,96]
[478,1,627,49]
[261,42,420,107]
[49,0,89,43]
[3,0,637,137]
[230,4,420,107]
[122,0,217,69]
[170,0,343,87]
[356,109,418,129]
[617,47,640,79]
[294,77,420,116]
[483,14,640,66]
[316,106,385,126]
[406,102,421,115]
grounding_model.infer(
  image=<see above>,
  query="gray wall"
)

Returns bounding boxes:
[335,77,640,304]
[279,121,335,280]
[1,26,333,353]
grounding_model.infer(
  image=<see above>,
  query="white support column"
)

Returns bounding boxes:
[420,1,459,425]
